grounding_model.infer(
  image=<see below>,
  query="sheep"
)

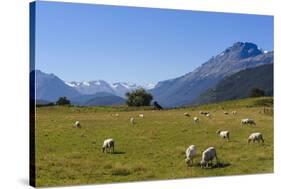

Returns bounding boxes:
[74,121,81,128]
[184,112,190,117]
[130,117,135,125]
[139,114,144,118]
[216,130,230,141]
[248,133,264,144]
[200,147,218,168]
[193,117,199,124]
[241,118,256,125]
[115,113,119,117]
[206,113,211,118]
[232,111,237,115]
[102,138,115,153]
[185,145,196,166]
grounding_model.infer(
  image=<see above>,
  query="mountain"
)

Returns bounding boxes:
[65,80,116,95]
[84,95,125,106]
[33,70,152,105]
[194,64,273,105]
[65,80,155,97]
[69,92,125,106]
[32,70,81,102]
[151,42,273,107]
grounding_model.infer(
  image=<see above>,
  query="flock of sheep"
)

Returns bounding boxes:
[73,109,265,169]
[184,110,264,168]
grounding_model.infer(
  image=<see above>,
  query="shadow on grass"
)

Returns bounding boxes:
[113,151,126,155]
[193,162,231,169]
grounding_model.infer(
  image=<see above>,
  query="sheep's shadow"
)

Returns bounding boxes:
[194,162,231,169]
[113,151,126,155]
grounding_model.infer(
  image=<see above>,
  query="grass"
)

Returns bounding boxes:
[35,97,273,187]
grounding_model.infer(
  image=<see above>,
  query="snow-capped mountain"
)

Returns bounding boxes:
[151,42,273,107]
[65,80,155,97]
[65,80,116,95]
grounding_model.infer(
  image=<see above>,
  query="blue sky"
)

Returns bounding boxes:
[35,1,273,85]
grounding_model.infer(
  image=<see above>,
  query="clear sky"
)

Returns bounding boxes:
[35,1,273,85]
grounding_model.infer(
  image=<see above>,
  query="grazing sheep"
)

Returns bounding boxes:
[193,117,199,123]
[185,145,196,166]
[74,121,81,128]
[139,114,144,118]
[248,133,264,144]
[206,113,211,118]
[232,111,237,115]
[184,112,190,117]
[241,118,256,125]
[216,130,230,141]
[200,147,218,168]
[130,117,135,125]
[102,138,115,153]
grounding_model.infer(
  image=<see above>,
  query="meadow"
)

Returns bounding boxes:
[35,97,273,187]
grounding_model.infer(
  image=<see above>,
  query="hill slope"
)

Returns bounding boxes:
[151,42,273,107]
[32,70,81,102]
[195,64,273,105]
[70,92,125,106]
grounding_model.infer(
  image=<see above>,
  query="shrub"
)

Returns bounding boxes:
[126,88,153,107]
[250,88,265,97]
[56,96,71,105]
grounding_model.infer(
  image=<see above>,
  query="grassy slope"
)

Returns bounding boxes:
[35,97,273,187]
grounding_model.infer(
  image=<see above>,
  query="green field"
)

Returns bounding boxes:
[35,97,273,187]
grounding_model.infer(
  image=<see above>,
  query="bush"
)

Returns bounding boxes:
[56,96,71,105]
[250,88,265,97]
[126,88,153,107]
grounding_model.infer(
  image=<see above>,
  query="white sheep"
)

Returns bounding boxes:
[185,145,196,166]
[115,113,119,117]
[206,113,211,118]
[200,147,218,168]
[216,130,230,141]
[130,117,135,125]
[74,121,81,128]
[193,117,199,123]
[102,138,115,153]
[248,133,264,144]
[241,118,256,125]
[139,114,144,118]
[184,112,190,117]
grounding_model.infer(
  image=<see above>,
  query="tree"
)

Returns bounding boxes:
[126,88,153,106]
[56,96,71,105]
[250,88,265,97]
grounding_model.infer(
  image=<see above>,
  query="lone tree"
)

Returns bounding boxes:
[56,96,71,105]
[250,88,265,97]
[126,88,153,106]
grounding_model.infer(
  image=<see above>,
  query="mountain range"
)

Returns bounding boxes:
[65,80,155,97]
[32,42,273,107]
[150,42,273,107]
